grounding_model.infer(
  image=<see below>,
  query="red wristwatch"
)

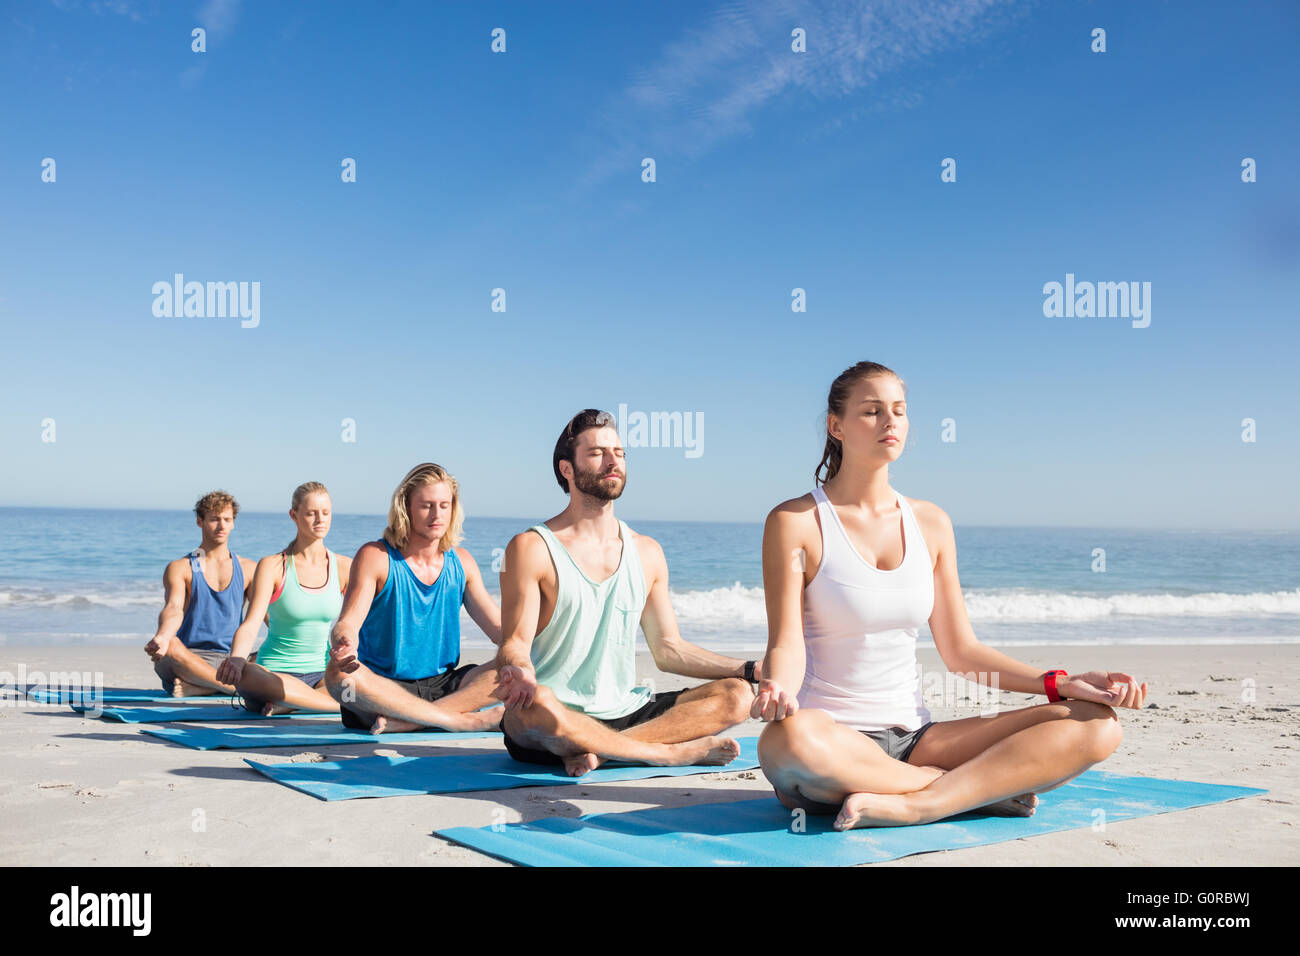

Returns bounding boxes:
[1044,670,1067,702]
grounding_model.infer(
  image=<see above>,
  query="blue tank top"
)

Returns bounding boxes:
[357,542,465,681]
[175,550,246,652]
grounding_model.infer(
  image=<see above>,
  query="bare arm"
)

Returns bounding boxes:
[227,555,281,660]
[336,553,353,594]
[238,555,257,614]
[329,542,385,670]
[926,504,1147,708]
[753,503,809,720]
[457,547,503,645]
[493,533,547,707]
[145,559,190,657]
[637,536,752,680]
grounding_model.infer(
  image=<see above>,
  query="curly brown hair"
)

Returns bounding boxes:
[194,490,240,520]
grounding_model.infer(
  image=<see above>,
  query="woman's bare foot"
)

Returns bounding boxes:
[834,789,1039,830]
[834,791,917,830]
[978,793,1038,816]
[259,702,294,717]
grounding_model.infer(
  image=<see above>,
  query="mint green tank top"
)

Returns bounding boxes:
[256,551,342,673]
[529,520,650,720]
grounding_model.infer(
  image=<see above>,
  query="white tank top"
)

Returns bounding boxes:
[797,486,934,732]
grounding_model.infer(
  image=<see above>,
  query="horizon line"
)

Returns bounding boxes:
[0,504,1296,535]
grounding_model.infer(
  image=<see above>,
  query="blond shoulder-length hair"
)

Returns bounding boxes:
[382,463,464,552]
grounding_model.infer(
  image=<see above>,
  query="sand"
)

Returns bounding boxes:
[0,643,1296,866]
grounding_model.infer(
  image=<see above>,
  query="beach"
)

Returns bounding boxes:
[1,642,1295,867]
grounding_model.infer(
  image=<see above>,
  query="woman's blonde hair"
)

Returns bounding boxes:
[383,463,464,552]
[286,481,330,552]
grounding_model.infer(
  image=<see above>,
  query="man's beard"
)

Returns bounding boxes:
[572,464,626,501]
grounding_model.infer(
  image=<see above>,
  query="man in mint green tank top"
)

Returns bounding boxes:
[494,409,761,776]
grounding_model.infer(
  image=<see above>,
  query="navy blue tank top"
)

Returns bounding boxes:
[358,542,465,681]
[175,551,246,652]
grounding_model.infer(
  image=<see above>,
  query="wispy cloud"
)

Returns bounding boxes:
[579,0,1023,188]
[197,0,241,42]
[179,0,242,88]
[47,0,148,21]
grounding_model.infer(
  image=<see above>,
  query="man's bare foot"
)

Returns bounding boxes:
[367,705,503,735]
[172,678,216,698]
[259,702,294,716]
[441,707,505,733]
[563,752,601,776]
[369,715,423,735]
[664,735,741,768]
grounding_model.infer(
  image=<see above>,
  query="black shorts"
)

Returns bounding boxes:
[501,689,685,766]
[339,662,479,730]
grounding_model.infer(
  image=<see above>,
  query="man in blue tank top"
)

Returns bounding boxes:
[494,410,760,775]
[324,463,505,733]
[144,490,257,696]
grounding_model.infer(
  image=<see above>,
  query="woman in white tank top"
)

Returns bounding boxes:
[753,362,1148,831]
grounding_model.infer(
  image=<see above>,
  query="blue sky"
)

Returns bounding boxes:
[1,0,1297,529]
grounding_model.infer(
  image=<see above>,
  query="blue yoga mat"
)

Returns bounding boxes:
[71,704,338,723]
[25,687,222,704]
[437,770,1266,866]
[246,736,760,800]
[143,724,499,750]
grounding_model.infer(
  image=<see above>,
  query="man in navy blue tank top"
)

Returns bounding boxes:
[324,464,506,733]
[144,490,257,696]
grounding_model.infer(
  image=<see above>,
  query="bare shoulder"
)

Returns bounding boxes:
[353,540,389,568]
[453,545,481,574]
[769,492,817,519]
[765,493,818,539]
[906,497,954,550]
[629,528,667,568]
[504,528,551,574]
[334,551,354,589]
[163,555,192,583]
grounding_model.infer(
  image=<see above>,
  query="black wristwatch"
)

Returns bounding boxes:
[743,660,757,684]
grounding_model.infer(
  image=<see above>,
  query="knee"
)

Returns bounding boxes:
[1058,699,1121,761]
[1085,705,1123,762]
[716,678,754,724]
[324,662,363,701]
[757,709,834,774]
[506,684,563,735]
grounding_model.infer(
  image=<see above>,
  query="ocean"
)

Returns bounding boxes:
[1,507,1297,652]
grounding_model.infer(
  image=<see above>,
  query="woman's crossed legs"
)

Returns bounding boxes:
[757,699,1122,830]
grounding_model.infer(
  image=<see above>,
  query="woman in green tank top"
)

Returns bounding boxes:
[217,483,352,714]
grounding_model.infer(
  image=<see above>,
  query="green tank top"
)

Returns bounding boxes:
[529,520,651,720]
[256,551,342,673]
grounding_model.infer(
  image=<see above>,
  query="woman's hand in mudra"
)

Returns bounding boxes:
[751,679,799,721]
[1059,671,1147,709]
